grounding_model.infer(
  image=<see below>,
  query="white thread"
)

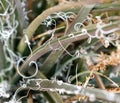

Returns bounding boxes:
[74,23,85,32]
[12,86,30,103]
[58,39,73,56]
[25,35,32,54]
[0,0,19,77]
[17,57,38,79]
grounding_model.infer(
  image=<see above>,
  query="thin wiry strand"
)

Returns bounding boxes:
[24,35,32,55]
[58,38,73,56]
[21,0,29,21]
[41,15,57,48]
[73,15,120,48]
[41,15,57,28]
[40,11,77,51]
[0,0,19,77]
[74,23,85,32]
[16,57,38,79]
[86,14,93,24]
[74,13,93,32]
[95,16,120,37]
[81,28,93,43]
[42,11,76,34]
[11,85,30,103]
[55,12,70,34]
[53,49,88,79]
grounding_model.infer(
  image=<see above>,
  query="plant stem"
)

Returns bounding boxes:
[11,20,120,84]
[27,79,120,102]
[17,2,83,54]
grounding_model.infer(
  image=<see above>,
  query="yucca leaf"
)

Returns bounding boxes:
[11,19,120,84]
[27,79,120,102]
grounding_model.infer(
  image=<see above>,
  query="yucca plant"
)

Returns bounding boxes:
[0,0,120,103]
